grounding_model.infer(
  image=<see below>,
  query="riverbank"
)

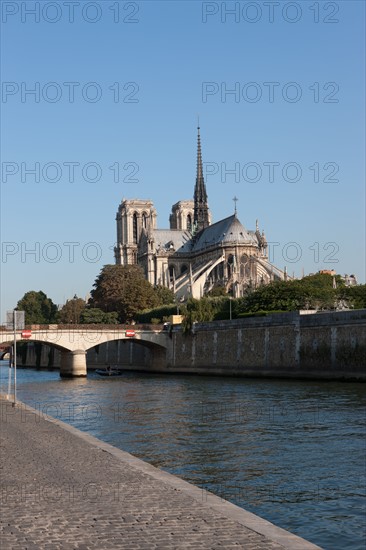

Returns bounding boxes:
[0,395,321,549]
[4,309,365,381]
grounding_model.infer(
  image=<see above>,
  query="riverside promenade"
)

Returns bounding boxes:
[0,396,321,550]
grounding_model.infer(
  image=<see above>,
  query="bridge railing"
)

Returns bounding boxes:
[0,323,167,332]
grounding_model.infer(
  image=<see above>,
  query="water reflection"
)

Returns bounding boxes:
[0,363,365,550]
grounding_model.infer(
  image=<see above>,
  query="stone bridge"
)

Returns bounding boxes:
[0,327,172,377]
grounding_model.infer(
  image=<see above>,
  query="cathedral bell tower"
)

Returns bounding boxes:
[193,126,210,233]
[114,199,156,266]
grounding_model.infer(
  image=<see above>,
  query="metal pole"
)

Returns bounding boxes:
[7,346,12,400]
[13,310,17,404]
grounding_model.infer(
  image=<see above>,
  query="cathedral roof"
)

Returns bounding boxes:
[151,229,192,253]
[192,214,257,252]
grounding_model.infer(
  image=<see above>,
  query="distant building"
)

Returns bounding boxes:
[318,270,358,287]
[342,274,358,287]
[114,127,287,300]
[319,269,337,276]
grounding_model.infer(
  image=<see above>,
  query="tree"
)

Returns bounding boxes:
[207,285,228,297]
[17,291,58,325]
[239,274,340,314]
[80,308,119,324]
[181,297,218,332]
[338,284,366,309]
[153,285,175,305]
[58,297,86,324]
[89,265,160,322]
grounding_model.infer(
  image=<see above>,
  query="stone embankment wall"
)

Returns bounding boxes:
[10,310,366,381]
[168,310,366,381]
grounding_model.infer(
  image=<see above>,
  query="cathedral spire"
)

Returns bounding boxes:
[194,125,210,232]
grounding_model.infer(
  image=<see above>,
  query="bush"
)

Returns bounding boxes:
[80,308,119,324]
[150,318,161,325]
[136,305,178,323]
[237,310,284,318]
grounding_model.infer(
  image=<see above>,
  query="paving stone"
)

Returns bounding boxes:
[0,398,321,550]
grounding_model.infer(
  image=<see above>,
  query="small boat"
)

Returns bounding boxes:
[95,367,123,377]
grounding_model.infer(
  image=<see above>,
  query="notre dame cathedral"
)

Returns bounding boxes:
[114,127,286,300]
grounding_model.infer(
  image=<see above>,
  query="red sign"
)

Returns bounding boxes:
[21,330,32,339]
[125,330,135,337]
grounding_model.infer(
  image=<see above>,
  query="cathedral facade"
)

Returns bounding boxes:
[114,127,286,300]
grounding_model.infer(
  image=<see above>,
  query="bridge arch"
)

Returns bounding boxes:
[87,337,168,372]
[0,328,171,378]
[0,335,83,377]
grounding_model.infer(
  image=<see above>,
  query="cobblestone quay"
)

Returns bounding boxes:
[0,397,321,549]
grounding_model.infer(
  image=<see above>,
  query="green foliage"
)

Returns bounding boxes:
[237,310,284,318]
[182,297,224,332]
[80,308,119,324]
[153,285,175,305]
[187,297,217,320]
[150,317,161,325]
[89,264,161,322]
[103,311,119,324]
[213,298,241,320]
[59,297,86,324]
[338,284,366,309]
[241,281,302,313]
[177,274,366,333]
[239,274,341,314]
[17,290,58,325]
[136,305,177,324]
[179,296,245,331]
[207,285,228,297]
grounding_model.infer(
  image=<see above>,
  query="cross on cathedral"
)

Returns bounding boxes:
[233,196,239,214]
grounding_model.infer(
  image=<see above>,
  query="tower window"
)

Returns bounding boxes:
[169,265,176,281]
[187,214,192,231]
[133,213,138,243]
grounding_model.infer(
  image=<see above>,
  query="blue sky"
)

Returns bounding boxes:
[1,0,365,320]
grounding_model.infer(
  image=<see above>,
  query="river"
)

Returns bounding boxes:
[1,362,365,550]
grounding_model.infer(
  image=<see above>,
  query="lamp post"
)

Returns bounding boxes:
[6,310,25,405]
[13,311,17,404]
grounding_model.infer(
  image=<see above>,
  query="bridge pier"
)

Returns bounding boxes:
[60,350,87,378]
[149,346,167,369]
